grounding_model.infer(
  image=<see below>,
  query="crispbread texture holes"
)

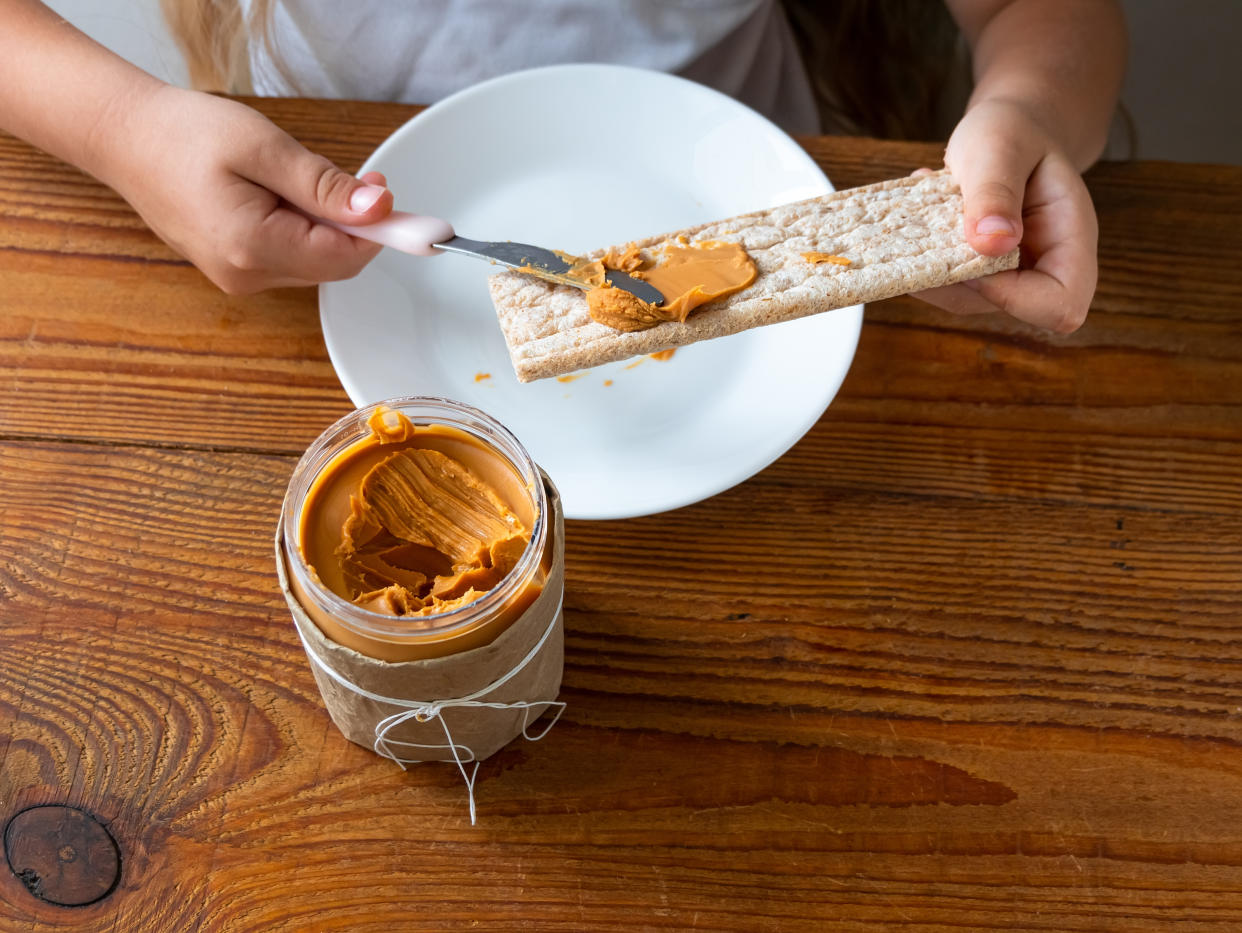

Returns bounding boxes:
[488,168,1018,382]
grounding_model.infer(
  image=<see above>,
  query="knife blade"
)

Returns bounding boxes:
[434,236,666,306]
[323,211,665,306]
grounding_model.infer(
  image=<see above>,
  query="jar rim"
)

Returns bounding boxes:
[280,396,548,644]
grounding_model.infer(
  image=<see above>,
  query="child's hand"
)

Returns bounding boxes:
[104,85,392,294]
[913,98,1099,334]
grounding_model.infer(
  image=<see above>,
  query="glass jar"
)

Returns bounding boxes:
[280,396,550,662]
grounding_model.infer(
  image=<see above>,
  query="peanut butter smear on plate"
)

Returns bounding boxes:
[302,408,532,619]
[575,240,757,332]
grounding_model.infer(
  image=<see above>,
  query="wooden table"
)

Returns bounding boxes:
[1,96,1239,932]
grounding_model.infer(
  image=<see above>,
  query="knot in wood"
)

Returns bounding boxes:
[4,805,120,907]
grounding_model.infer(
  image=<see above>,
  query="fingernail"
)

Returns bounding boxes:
[976,215,1016,237]
[349,184,385,213]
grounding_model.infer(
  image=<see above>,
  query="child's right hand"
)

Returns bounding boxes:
[102,85,392,294]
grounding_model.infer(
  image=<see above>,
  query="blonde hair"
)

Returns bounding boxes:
[161,0,275,93]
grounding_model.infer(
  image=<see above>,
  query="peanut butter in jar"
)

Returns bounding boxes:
[282,398,551,661]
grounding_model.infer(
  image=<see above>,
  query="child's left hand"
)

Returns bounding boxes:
[912,98,1099,334]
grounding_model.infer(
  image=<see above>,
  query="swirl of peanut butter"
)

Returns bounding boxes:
[575,240,757,332]
[339,446,529,616]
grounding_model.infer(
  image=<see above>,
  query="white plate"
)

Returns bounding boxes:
[320,64,862,520]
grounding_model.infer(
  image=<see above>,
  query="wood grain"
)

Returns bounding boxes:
[1,97,1241,931]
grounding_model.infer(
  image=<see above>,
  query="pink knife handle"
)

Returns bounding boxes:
[321,210,455,256]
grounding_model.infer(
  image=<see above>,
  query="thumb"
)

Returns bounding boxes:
[958,173,1025,258]
[945,135,1032,259]
[243,119,393,224]
[963,182,1023,257]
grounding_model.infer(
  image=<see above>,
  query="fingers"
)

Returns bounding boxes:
[214,205,385,293]
[967,174,1098,333]
[112,91,393,293]
[206,112,393,289]
[932,99,1099,333]
[914,152,1098,333]
[239,111,393,226]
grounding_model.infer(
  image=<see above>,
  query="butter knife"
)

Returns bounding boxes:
[325,210,665,305]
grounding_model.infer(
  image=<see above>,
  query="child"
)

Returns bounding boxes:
[0,0,1125,332]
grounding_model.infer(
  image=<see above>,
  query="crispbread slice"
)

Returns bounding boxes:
[489,169,1017,382]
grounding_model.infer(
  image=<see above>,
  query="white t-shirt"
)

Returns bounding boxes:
[243,0,820,134]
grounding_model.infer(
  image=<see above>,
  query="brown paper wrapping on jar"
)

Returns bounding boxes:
[275,475,565,765]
